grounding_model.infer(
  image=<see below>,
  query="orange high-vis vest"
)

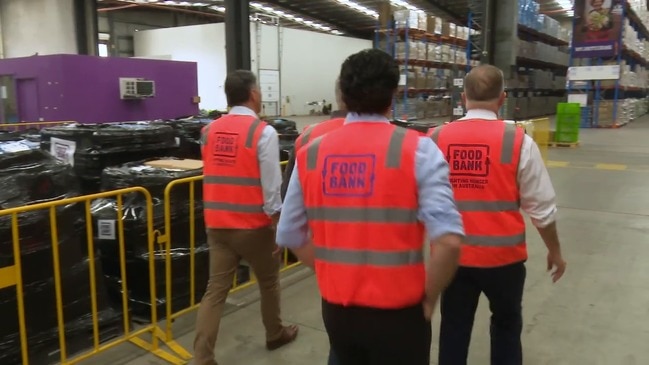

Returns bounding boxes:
[430,119,527,268]
[201,115,272,229]
[295,117,345,151]
[297,122,426,309]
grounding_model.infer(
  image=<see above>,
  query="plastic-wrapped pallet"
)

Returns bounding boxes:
[92,158,208,321]
[0,149,121,365]
[40,122,180,194]
[153,117,212,160]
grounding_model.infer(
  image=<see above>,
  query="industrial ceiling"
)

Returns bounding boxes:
[97,0,574,39]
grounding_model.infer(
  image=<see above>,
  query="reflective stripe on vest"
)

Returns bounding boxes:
[455,200,519,211]
[305,207,418,223]
[465,232,526,247]
[315,247,424,266]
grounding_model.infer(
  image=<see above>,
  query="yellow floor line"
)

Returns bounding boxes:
[594,163,628,171]
[546,160,570,167]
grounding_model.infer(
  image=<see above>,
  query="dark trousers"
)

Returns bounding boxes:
[439,262,526,365]
[322,299,431,365]
[327,348,339,365]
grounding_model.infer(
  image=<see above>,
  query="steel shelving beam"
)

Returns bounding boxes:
[261,0,369,38]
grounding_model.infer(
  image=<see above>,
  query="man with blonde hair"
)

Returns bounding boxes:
[427,64,567,365]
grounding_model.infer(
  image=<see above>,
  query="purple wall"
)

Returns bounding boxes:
[0,54,199,123]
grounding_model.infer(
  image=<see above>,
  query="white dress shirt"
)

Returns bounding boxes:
[226,106,282,216]
[459,109,557,227]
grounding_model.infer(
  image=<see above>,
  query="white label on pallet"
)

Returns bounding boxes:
[567,94,588,107]
[97,220,116,240]
[399,74,407,86]
[50,137,76,166]
[453,78,464,87]
[453,107,465,116]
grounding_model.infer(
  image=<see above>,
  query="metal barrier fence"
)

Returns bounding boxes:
[155,160,299,361]
[0,187,187,365]
[0,152,297,364]
[0,121,74,132]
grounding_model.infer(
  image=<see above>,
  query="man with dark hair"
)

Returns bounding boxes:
[194,69,298,365]
[427,64,566,365]
[276,48,464,365]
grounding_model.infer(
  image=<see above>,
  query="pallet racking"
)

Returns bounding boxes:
[568,0,649,128]
[502,0,571,121]
[373,11,471,121]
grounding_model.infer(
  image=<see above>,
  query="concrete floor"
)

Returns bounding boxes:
[88,115,649,365]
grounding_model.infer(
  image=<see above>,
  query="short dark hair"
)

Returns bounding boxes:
[464,65,504,102]
[339,49,399,114]
[224,70,257,107]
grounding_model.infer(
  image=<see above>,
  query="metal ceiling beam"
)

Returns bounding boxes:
[423,0,467,24]
[260,0,372,38]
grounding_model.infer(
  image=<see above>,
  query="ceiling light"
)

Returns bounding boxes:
[333,0,379,19]
[390,0,420,11]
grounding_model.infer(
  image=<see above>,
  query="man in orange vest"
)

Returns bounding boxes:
[276,49,464,365]
[427,65,567,365]
[194,70,298,365]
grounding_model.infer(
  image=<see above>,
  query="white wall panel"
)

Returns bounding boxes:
[135,23,371,114]
[134,23,227,110]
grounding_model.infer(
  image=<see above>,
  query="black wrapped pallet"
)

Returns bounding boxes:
[91,158,209,321]
[0,150,122,365]
[267,118,298,163]
[153,118,212,160]
[40,123,180,194]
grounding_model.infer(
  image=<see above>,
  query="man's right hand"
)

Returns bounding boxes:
[547,252,566,283]
[422,296,436,321]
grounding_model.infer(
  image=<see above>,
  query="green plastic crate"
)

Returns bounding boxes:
[556,102,581,115]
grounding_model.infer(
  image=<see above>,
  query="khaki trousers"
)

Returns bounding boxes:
[193,226,283,365]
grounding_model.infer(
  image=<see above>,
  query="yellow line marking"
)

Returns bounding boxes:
[546,160,569,167]
[594,163,628,171]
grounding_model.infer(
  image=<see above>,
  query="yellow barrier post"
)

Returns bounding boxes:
[0,188,187,365]
[156,160,303,360]
[516,117,550,164]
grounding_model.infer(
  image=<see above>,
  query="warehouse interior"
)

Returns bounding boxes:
[0,0,648,364]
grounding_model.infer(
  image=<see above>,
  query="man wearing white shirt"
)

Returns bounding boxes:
[194,70,298,365]
[427,65,567,365]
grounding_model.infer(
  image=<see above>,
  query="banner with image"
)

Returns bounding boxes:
[572,0,624,58]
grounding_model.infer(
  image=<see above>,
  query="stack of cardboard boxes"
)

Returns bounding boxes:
[393,9,471,41]
[515,39,569,66]
[597,99,649,127]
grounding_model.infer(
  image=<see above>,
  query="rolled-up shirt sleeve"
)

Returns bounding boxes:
[518,136,557,227]
[257,125,283,216]
[276,161,310,249]
[415,137,465,240]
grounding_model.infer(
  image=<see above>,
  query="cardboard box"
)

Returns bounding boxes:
[427,16,443,34]
[145,159,203,170]
[442,21,451,37]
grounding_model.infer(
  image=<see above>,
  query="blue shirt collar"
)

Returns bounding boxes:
[344,112,390,124]
[228,106,258,118]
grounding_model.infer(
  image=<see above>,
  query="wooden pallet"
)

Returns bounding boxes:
[546,141,579,148]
